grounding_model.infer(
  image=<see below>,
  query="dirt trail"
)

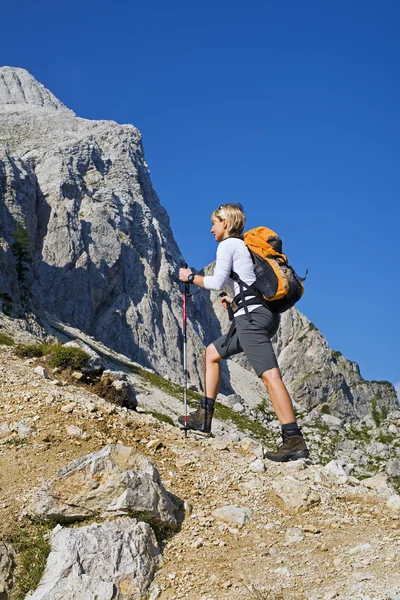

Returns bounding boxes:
[0,346,399,600]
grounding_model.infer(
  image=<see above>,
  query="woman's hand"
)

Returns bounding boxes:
[179,268,193,282]
[220,295,233,309]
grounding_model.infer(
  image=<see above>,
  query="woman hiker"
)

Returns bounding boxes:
[178,203,309,462]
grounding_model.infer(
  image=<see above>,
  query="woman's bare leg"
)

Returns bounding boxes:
[204,343,222,399]
[261,367,296,424]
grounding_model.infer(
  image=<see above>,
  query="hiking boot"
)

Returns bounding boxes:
[178,398,214,434]
[263,433,309,462]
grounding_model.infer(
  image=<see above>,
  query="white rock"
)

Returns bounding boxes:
[0,422,11,439]
[34,365,51,379]
[321,414,342,429]
[65,425,84,438]
[322,460,348,484]
[387,459,400,477]
[387,495,400,511]
[285,527,304,543]
[348,543,371,555]
[360,472,389,490]
[0,541,14,597]
[25,518,161,600]
[211,505,252,527]
[29,445,177,528]
[249,458,265,473]
[271,477,321,514]
[11,421,33,439]
[240,438,263,458]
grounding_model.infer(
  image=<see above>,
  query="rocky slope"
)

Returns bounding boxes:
[0,340,400,600]
[0,65,398,422]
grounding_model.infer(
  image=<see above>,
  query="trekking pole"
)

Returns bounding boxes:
[182,263,192,438]
[219,292,234,321]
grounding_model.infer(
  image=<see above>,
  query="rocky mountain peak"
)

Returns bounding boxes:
[0,66,73,114]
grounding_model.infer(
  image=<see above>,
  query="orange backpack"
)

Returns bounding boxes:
[231,226,306,313]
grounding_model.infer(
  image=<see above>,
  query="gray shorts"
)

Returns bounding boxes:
[213,306,280,377]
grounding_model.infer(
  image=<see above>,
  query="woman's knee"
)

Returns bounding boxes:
[261,367,282,387]
[205,343,221,364]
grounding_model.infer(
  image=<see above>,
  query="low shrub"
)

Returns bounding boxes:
[0,332,14,346]
[14,343,52,358]
[48,346,89,370]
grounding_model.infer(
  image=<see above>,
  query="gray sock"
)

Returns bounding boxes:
[282,422,302,437]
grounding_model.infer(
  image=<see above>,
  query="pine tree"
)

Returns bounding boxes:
[11,222,32,282]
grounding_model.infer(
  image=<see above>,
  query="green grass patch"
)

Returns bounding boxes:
[320,403,331,415]
[0,332,14,346]
[331,350,342,360]
[145,411,176,427]
[346,424,372,444]
[14,342,52,358]
[14,342,90,371]
[377,430,396,445]
[371,396,388,426]
[391,476,400,495]
[47,345,89,370]
[255,398,269,413]
[8,520,55,599]
[134,367,202,407]
[2,437,28,448]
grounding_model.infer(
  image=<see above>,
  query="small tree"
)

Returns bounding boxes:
[11,222,32,283]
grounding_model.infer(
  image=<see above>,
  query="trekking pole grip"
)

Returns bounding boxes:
[220,292,234,321]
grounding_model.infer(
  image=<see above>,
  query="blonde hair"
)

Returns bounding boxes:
[211,203,245,237]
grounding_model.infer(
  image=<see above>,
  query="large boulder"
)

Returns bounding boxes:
[0,542,14,600]
[29,445,177,529]
[25,517,161,600]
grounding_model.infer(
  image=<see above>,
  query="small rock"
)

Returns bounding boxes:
[191,537,203,549]
[361,473,389,490]
[240,438,263,458]
[65,425,84,438]
[61,403,77,414]
[146,439,163,451]
[34,366,51,379]
[271,477,321,514]
[387,459,400,477]
[322,460,348,484]
[321,414,342,429]
[176,459,195,469]
[210,440,230,451]
[387,495,400,511]
[72,371,84,381]
[348,543,371,555]
[0,423,11,439]
[211,505,252,527]
[11,421,33,439]
[249,458,265,473]
[149,584,161,600]
[285,527,304,543]
[184,501,193,514]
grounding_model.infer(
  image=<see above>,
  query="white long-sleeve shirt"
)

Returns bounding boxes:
[203,237,262,316]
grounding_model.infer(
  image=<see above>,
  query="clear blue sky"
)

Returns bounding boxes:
[1,0,399,389]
